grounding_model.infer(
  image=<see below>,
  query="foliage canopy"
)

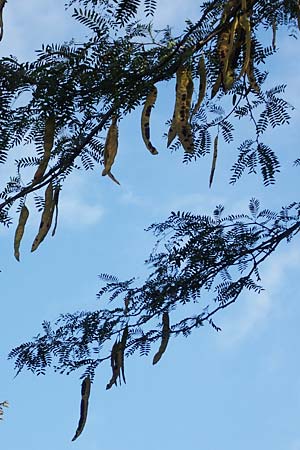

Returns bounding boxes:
[1,0,300,440]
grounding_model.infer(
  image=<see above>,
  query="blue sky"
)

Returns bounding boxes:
[1,1,300,449]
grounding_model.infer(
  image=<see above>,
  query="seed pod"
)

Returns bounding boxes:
[31,181,55,252]
[237,12,251,80]
[153,312,170,365]
[167,72,182,148]
[51,185,60,237]
[224,16,240,91]
[176,66,194,153]
[193,56,207,114]
[272,18,276,50]
[72,376,91,442]
[246,59,259,93]
[106,340,121,390]
[107,171,120,186]
[33,116,55,183]
[14,205,29,261]
[102,116,118,177]
[211,73,222,99]
[141,86,158,155]
[120,325,129,383]
[0,0,5,41]
[209,135,218,188]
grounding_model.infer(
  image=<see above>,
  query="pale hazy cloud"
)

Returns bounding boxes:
[216,247,300,349]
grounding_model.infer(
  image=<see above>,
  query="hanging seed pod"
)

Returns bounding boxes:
[33,115,55,183]
[176,67,194,153]
[153,312,170,365]
[222,17,239,91]
[218,26,231,73]
[272,18,277,50]
[31,181,55,252]
[237,11,252,80]
[106,340,121,390]
[167,112,177,147]
[72,376,91,442]
[224,16,240,91]
[211,73,222,99]
[120,325,129,383]
[193,56,207,114]
[167,70,183,148]
[209,135,219,188]
[246,62,260,93]
[102,116,119,178]
[51,185,60,237]
[0,0,5,41]
[141,86,158,155]
[14,205,29,261]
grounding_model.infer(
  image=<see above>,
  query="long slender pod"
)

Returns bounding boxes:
[72,376,91,442]
[33,115,55,183]
[14,205,29,261]
[209,135,219,188]
[31,182,55,252]
[141,86,158,155]
[153,312,170,365]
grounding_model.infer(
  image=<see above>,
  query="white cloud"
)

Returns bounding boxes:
[216,246,300,348]
[59,195,104,227]
[58,173,105,228]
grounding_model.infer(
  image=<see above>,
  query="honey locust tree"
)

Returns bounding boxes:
[1,0,300,440]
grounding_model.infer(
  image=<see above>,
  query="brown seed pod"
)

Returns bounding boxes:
[31,181,55,252]
[106,340,121,390]
[246,62,260,93]
[51,185,60,237]
[211,73,222,99]
[14,205,29,261]
[176,66,194,153]
[167,111,177,148]
[102,116,119,175]
[237,12,252,80]
[272,18,277,50]
[167,71,182,148]
[209,135,219,188]
[120,325,129,383]
[0,0,5,41]
[193,56,207,114]
[141,86,158,155]
[72,376,91,442]
[153,312,170,365]
[33,116,55,183]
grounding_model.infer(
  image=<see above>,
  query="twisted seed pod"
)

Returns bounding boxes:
[33,116,55,183]
[31,182,55,252]
[106,340,122,390]
[72,376,91,442]
[193,56,207,114]
[102,116,120,185]
[153,312,170,365]
[102,116,118,175]
[14,205,29,261]
[141,86,158,155]
[209,135,218,188]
